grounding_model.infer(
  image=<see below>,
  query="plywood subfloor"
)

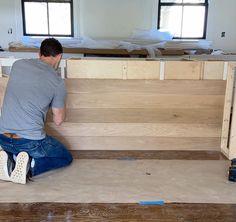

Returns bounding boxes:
[0,160,234,204]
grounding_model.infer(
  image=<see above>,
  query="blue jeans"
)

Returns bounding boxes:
[0,134,73,176]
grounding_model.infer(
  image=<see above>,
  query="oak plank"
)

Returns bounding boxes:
[66,94,224,109]
[65,79,226,95]
[47,108,223,124]
[54,136,221,151]
[46,123,221,137]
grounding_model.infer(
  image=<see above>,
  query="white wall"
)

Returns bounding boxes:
[0,0,18,49]
[79,0,156,39]
[206,0,236,51]
[0,0,236,51]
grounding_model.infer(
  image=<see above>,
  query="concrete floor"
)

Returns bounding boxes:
[0,159,235,204]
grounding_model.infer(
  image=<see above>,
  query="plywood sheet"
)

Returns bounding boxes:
[66,59,125,79]
[164,61,203,80]
[126,61,160,79]
[203,61,224,80]
[0,160,235,204]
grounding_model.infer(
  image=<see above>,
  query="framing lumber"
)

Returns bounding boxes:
[159,61,204,80]
[0,77,8,107]
[228,63,236,159]
[221,63,236,159]
[65,79,226,95]
[203,61,225,80]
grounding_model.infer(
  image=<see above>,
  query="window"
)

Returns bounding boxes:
[158,0,208,39]
[22,0,73,37]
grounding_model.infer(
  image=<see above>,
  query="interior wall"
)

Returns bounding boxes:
[0,0,235,51]
[79,0,155,39]
[206,0,236,52]
[0,0,18,49]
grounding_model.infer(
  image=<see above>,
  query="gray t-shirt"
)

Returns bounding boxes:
[0,59,65,140]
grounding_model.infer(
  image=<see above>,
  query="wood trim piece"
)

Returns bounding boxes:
[229,63,236,159]
[221,63,236,159]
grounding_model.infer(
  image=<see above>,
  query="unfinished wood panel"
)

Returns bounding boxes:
[221,63,235,158]
[228,64,236,159]
[65,79,226,95]
[126,61,160,79]
[0,77,8,107]
[54,136,221,151]
[203,61,224,80]
[0,62,2,77]
[46,123,221,137]
[66,59,125,79]
[66,94,224,109]
[47,108,223,124]
[164,61,203,80]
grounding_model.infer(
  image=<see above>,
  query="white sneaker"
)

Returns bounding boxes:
[0,150,11,181]
[10,152,29,184]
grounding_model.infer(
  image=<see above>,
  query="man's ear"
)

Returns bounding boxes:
[56,54,62,60]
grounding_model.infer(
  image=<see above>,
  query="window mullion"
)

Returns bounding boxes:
[158,0,208,39]
[180,6,184,38]
[46,2,50,35]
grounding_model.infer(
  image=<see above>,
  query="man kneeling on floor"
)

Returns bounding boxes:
[0,38,73,184]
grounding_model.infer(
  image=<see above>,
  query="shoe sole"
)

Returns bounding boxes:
[0,150,11,181]
[10,152,29,184]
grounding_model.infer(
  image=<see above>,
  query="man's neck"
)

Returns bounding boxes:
[40,56,56,69]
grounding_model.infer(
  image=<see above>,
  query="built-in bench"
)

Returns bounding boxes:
[1,58,236,159]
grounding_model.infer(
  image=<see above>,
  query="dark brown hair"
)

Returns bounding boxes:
[40,38,63,57]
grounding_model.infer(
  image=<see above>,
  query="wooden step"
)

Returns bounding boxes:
[47,108,223,124]
[66,94,224,109]
[53,136,221,151]
[65,79,226,95]
[46,123,221,137]
[65,79,225,109]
